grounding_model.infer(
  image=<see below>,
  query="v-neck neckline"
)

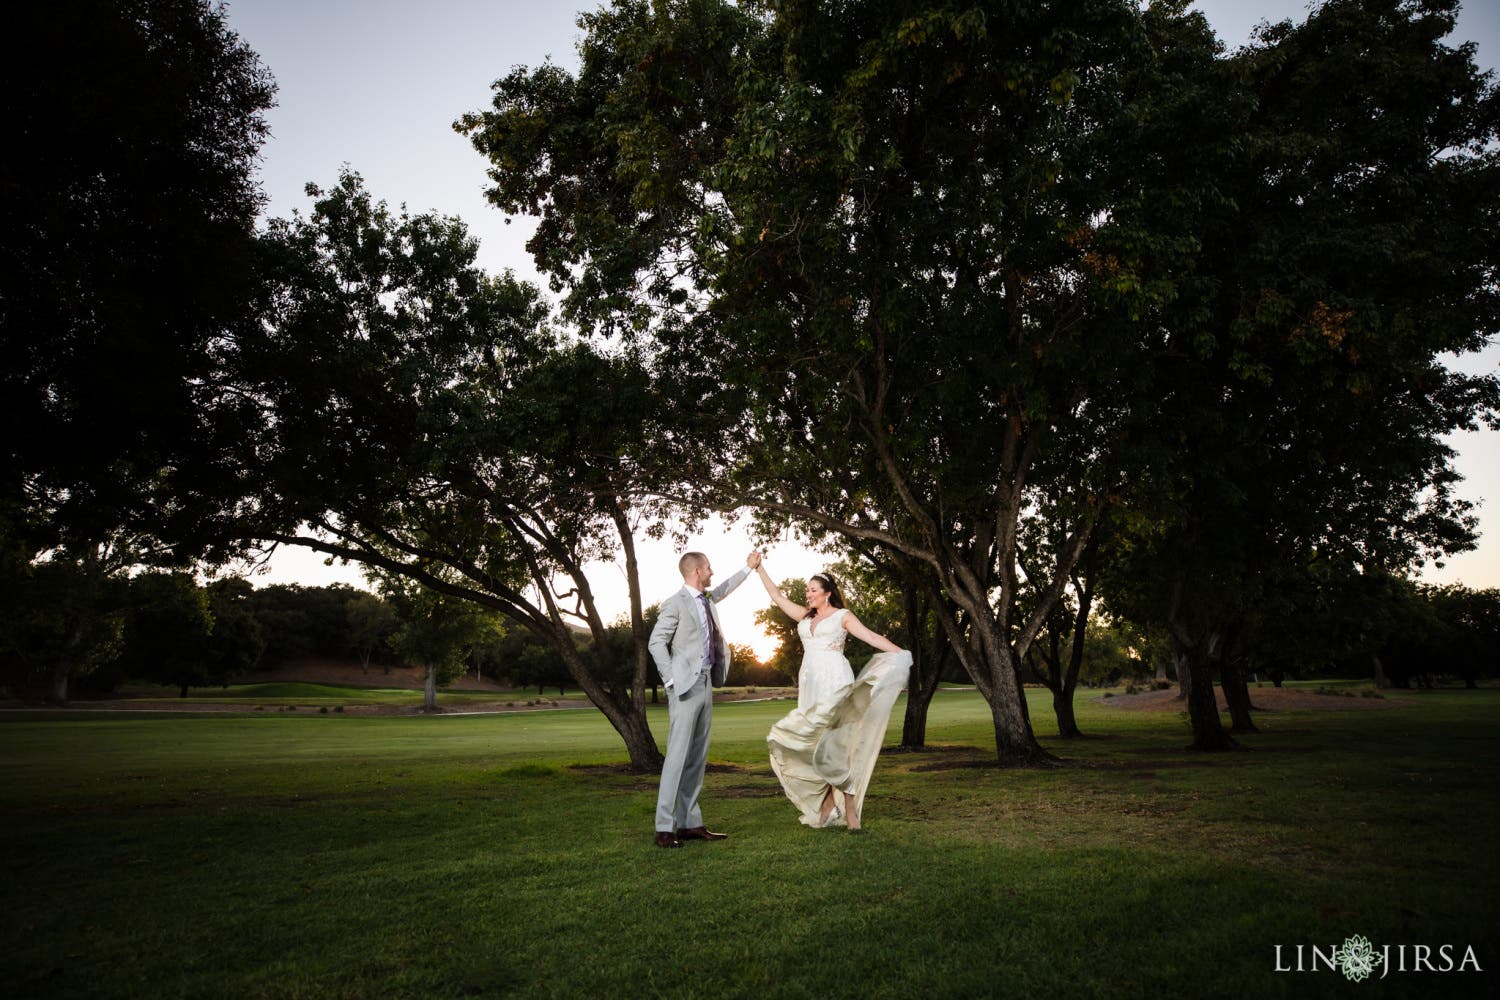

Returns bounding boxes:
[809,609,841,637]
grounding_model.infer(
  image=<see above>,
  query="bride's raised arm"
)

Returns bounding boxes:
[842,611,904,654]
[756,565,809,621]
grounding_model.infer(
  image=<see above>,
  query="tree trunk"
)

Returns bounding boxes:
[901,692,932,749]
[45,661,70,705]
[550,627,663,771]
[179,684,190,699]
[424,665,438,711]
[1053,685,1081,739]
[1154,656,1167,684]
[899,585,947,748]
[1372,652,1388,689]
[981,625,1051,762]
[937,606,1051,764]
[1181,651,1237,751]
[1054,577,1092,739]
[987,689,1049,762]
[1029,626,1068,738]
[599,695,664,772]
[1219,658,1257,733]
[1013,660,1034,728]
[1174,651,1190,702]
[47,617,90,705]
[901,638,947,748]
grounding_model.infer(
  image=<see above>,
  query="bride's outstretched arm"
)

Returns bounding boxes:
[843,612,903,653]
[756,565,808,620]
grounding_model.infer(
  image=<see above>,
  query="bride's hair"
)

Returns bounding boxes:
[804,573,846,619]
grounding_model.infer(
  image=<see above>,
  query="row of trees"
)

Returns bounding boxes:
[0,574,581,701]
[453,0,1499,759]
[3,0,1496,767]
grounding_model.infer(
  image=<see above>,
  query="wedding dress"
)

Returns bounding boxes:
[767,608,912,827]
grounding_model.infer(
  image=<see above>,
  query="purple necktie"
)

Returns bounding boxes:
[698,593,717,667]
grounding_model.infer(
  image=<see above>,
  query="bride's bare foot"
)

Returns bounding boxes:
[818,786,838,826]
[843,790,861,831]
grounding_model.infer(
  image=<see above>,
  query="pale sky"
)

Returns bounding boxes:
[223,1,1500,655]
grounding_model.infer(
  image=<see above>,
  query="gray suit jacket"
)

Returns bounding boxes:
[648,567,752,692]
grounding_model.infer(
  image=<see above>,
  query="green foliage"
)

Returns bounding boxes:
[754,577,807,679]
[0,552,126,699]
[491,628,574,694]
[1096,0,1500,745]
[116,572,216,694]
[0,0,275,555]
[724,641,791,687]
[245,583,368,664]
[210,168,701,765]
[1352,580,1500,688]
[1075,618,1145,687]
[344,591,398,671]
[206,580,266,680]
[377,572,504,689]
[458,0,1244,761]
[1421,585,1500,685]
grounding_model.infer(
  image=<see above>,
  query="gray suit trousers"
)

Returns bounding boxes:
[655,671,713,832]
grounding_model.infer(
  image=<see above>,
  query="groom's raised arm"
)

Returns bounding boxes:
[648,597,679,686]
[710,566,752,603]
[710,553,759,602]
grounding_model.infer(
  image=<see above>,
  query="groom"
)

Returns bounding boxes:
[648,549,761,847]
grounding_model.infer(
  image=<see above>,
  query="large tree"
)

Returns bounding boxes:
[0,544,129,702]
[0,0,275,555]
[345,591,398,674]
[0,1,275,703]
[118,572,217,699]
[460,0,1198,763]
[1103,0,1500,749]
[212,171,705,769]
[376,570,503,712]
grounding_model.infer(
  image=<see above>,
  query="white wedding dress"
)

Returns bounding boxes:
[767,608,912,827]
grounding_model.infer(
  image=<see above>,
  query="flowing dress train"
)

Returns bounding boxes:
[766,609,912,827]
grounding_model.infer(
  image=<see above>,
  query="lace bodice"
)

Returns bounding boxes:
[798,608,848,655]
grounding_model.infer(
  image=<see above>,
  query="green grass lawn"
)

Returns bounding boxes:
[2,686,1496,998]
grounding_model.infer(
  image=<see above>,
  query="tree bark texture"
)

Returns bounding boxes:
[1180,650,1237,751]
[1219,657,1258,733]
[899,583,949,748]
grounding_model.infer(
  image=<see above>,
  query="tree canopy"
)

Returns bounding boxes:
[460,0,1499,756]
[206,170,709,768]
[0,0,275,556]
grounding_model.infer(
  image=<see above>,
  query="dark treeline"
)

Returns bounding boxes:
[3,0,1498,765]
[0,573,597,700]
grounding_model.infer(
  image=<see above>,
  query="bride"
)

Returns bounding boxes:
[755,565,912,831]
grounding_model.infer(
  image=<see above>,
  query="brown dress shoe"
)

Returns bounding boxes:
[677,826,727,841]
[654,832,681,848]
